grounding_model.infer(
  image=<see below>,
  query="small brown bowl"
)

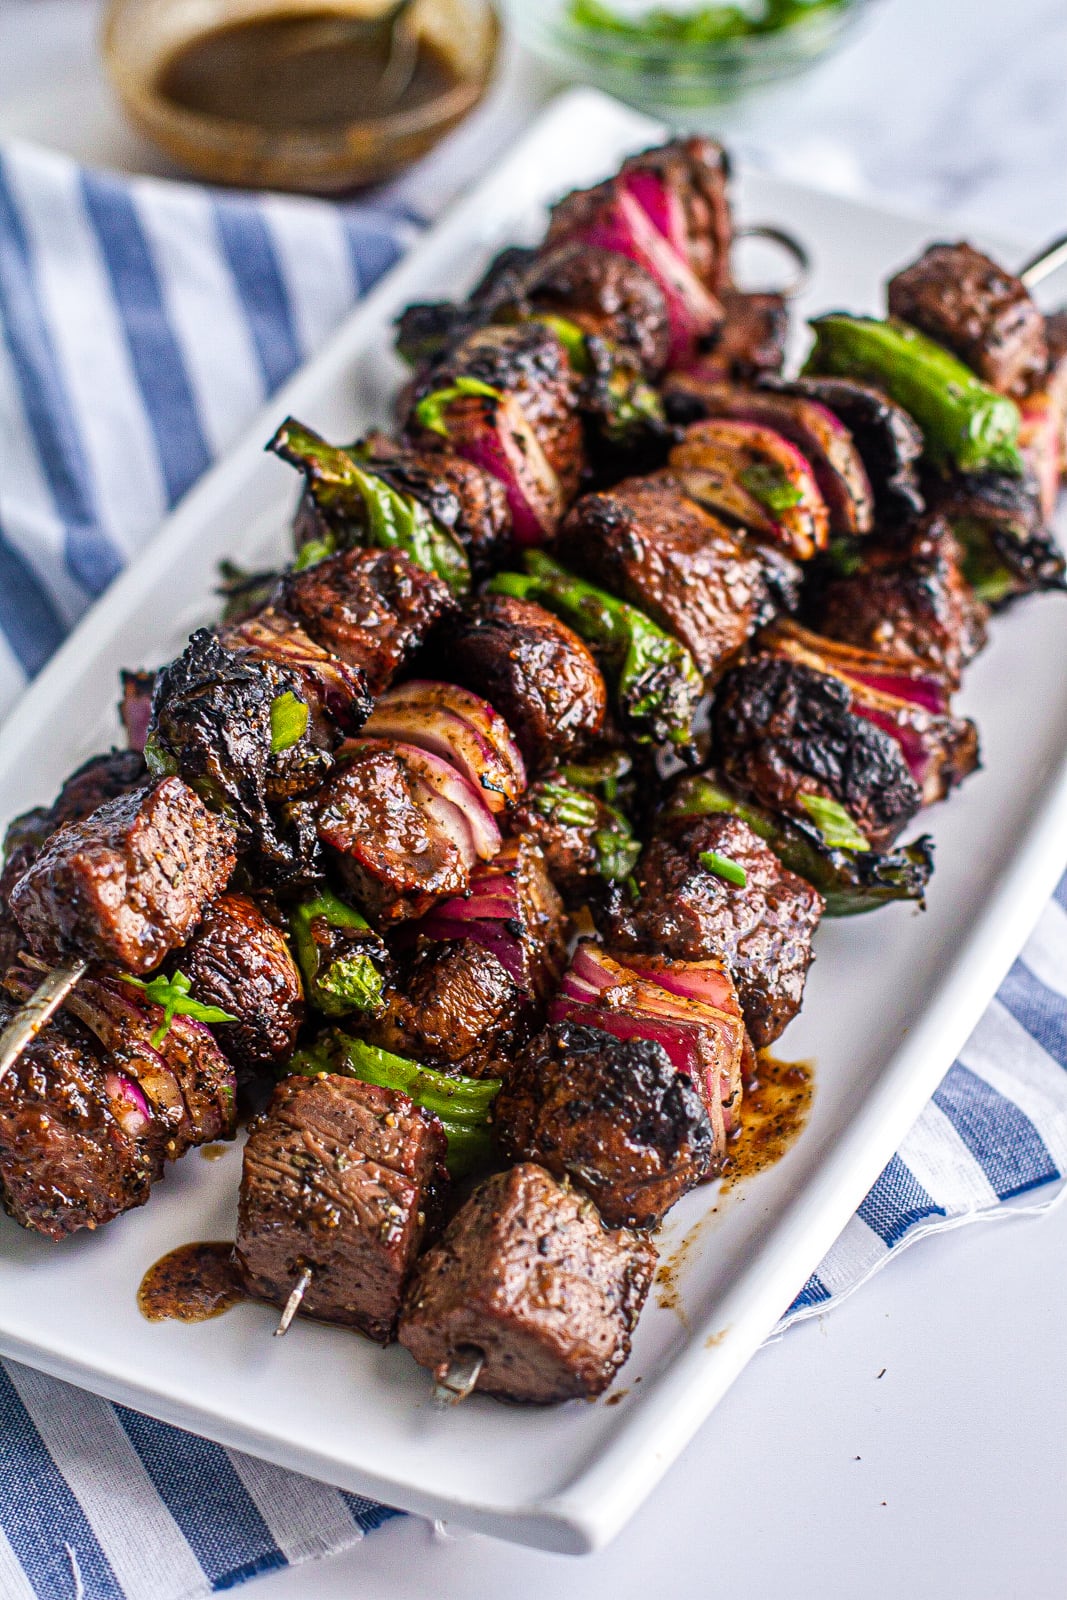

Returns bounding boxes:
[102,0,500,193]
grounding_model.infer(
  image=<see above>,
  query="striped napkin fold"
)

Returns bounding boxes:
[0,134,1065,1600]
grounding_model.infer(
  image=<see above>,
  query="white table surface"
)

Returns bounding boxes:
[2,1,1067,1596]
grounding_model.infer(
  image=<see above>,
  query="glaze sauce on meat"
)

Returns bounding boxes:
[720,1053,814,1190]
[138,1242,245,1324]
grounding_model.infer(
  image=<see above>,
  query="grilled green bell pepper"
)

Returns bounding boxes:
[290,888,385,1017]
[665,774,934,916]
[289,1032,500,1177]
[804,315,1024,476]
[269,418,470,593]
[488,551,702,751]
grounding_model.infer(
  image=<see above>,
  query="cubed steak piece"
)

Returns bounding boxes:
[398,1163,656,1402]
[0,1001,160,1239]
[712,655,924,849]
[609,814,824,1049]
[361,938,523,1079]
[813,517,988,689]
[690,289,789,383]
[315,744,480,925]
[9,777,237,973]
[557,473,786,680]
[495,1021,717,1230]
[236,1073,447,1342]
[281,547,457,696]
[511,242,671,376]
[178,893,304,1081]
[442,593,608,772]
[887,242,1048,397]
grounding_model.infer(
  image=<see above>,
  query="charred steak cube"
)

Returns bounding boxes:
[398,1163,656,1402]
[495,1022,717,1230]
[236,1073,447,1342]
[557,474,780,680]
[358,434,512,576]
[442,593,608,773]
[178,893,304,1080]
[9,777,237,974]
[315,744,474,925]
[812,517,988,689]
[281,547,457,696]
[712,655,923,848]
[697,289,788,383]
[360,938,523,1080]
[609,814,824,1049]
[887,242,1048,397]
[0,1001,160,1240]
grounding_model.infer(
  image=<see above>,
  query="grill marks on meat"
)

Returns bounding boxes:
[713,656,923,849]
[609,814,823,1049]
[888,242,1047,397]
[361,939,523,1079]
[315,745,471,924]
[236,1073,446,1342]
[9,777,236,973]
[398,1163,656,1402]
[443,594,608,772]
[495,1022,717,1229]
[558,474,786,680]
[813,519,988,689]
[281,547,456,696]
[0,1003,158,1239]
[178,893,304,1080]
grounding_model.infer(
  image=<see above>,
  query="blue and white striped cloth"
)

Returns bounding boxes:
[1,135,1066,1599]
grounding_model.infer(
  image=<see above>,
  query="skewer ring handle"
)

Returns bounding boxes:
[1019,233,1067,290]
[0,958,88,1085]
[733,224,812,300]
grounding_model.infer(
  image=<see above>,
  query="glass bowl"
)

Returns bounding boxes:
[102,0,501,192]
[508,0,876,116]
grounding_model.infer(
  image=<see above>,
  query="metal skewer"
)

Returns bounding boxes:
[0,959,87,1086]
[1020,233,1067,290]
[433,1345,485,1407]
[274,1267,313,1337]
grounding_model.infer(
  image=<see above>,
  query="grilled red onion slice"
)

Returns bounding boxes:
[223,608,370,732]
[417,840,537,990]
[105,1070,153,1138]
[364,681,526,814]
[553,184,720,366]
[425,389,563,548]
[557,944,745,1133]
[341,738,501,863]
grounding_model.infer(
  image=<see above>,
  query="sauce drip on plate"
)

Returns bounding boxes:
[720,1053,814,1191]
[138,1241,245,1324]
[155,13,458,130]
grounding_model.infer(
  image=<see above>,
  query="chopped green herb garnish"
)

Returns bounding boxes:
[698,849,748,887]
[740,462,804,513]
[534,314,591,373]
[120,969,236,1047]
[414,376,502,437]
[269,691,309,754]
[798,793,869,851]
[292,534,336,571]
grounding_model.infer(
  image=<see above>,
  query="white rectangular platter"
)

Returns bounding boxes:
[0,89,1065,1555]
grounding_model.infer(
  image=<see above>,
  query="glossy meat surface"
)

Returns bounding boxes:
[281,547,456,696]
[179,893,304,1077]
[315,745,471,924]
[443,594,608,772]
[361,938,522,1079]
[236,1073,446,1341]
[888,242,1047,397]
[558,473,779,679]
[10,777,236,973]
[0,1003,159,1239]
[814,518,988,688]
[398,1162,656,1402]
[494,1022,717,1229]
[609,814,824,1049]
[358,435,512,575]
